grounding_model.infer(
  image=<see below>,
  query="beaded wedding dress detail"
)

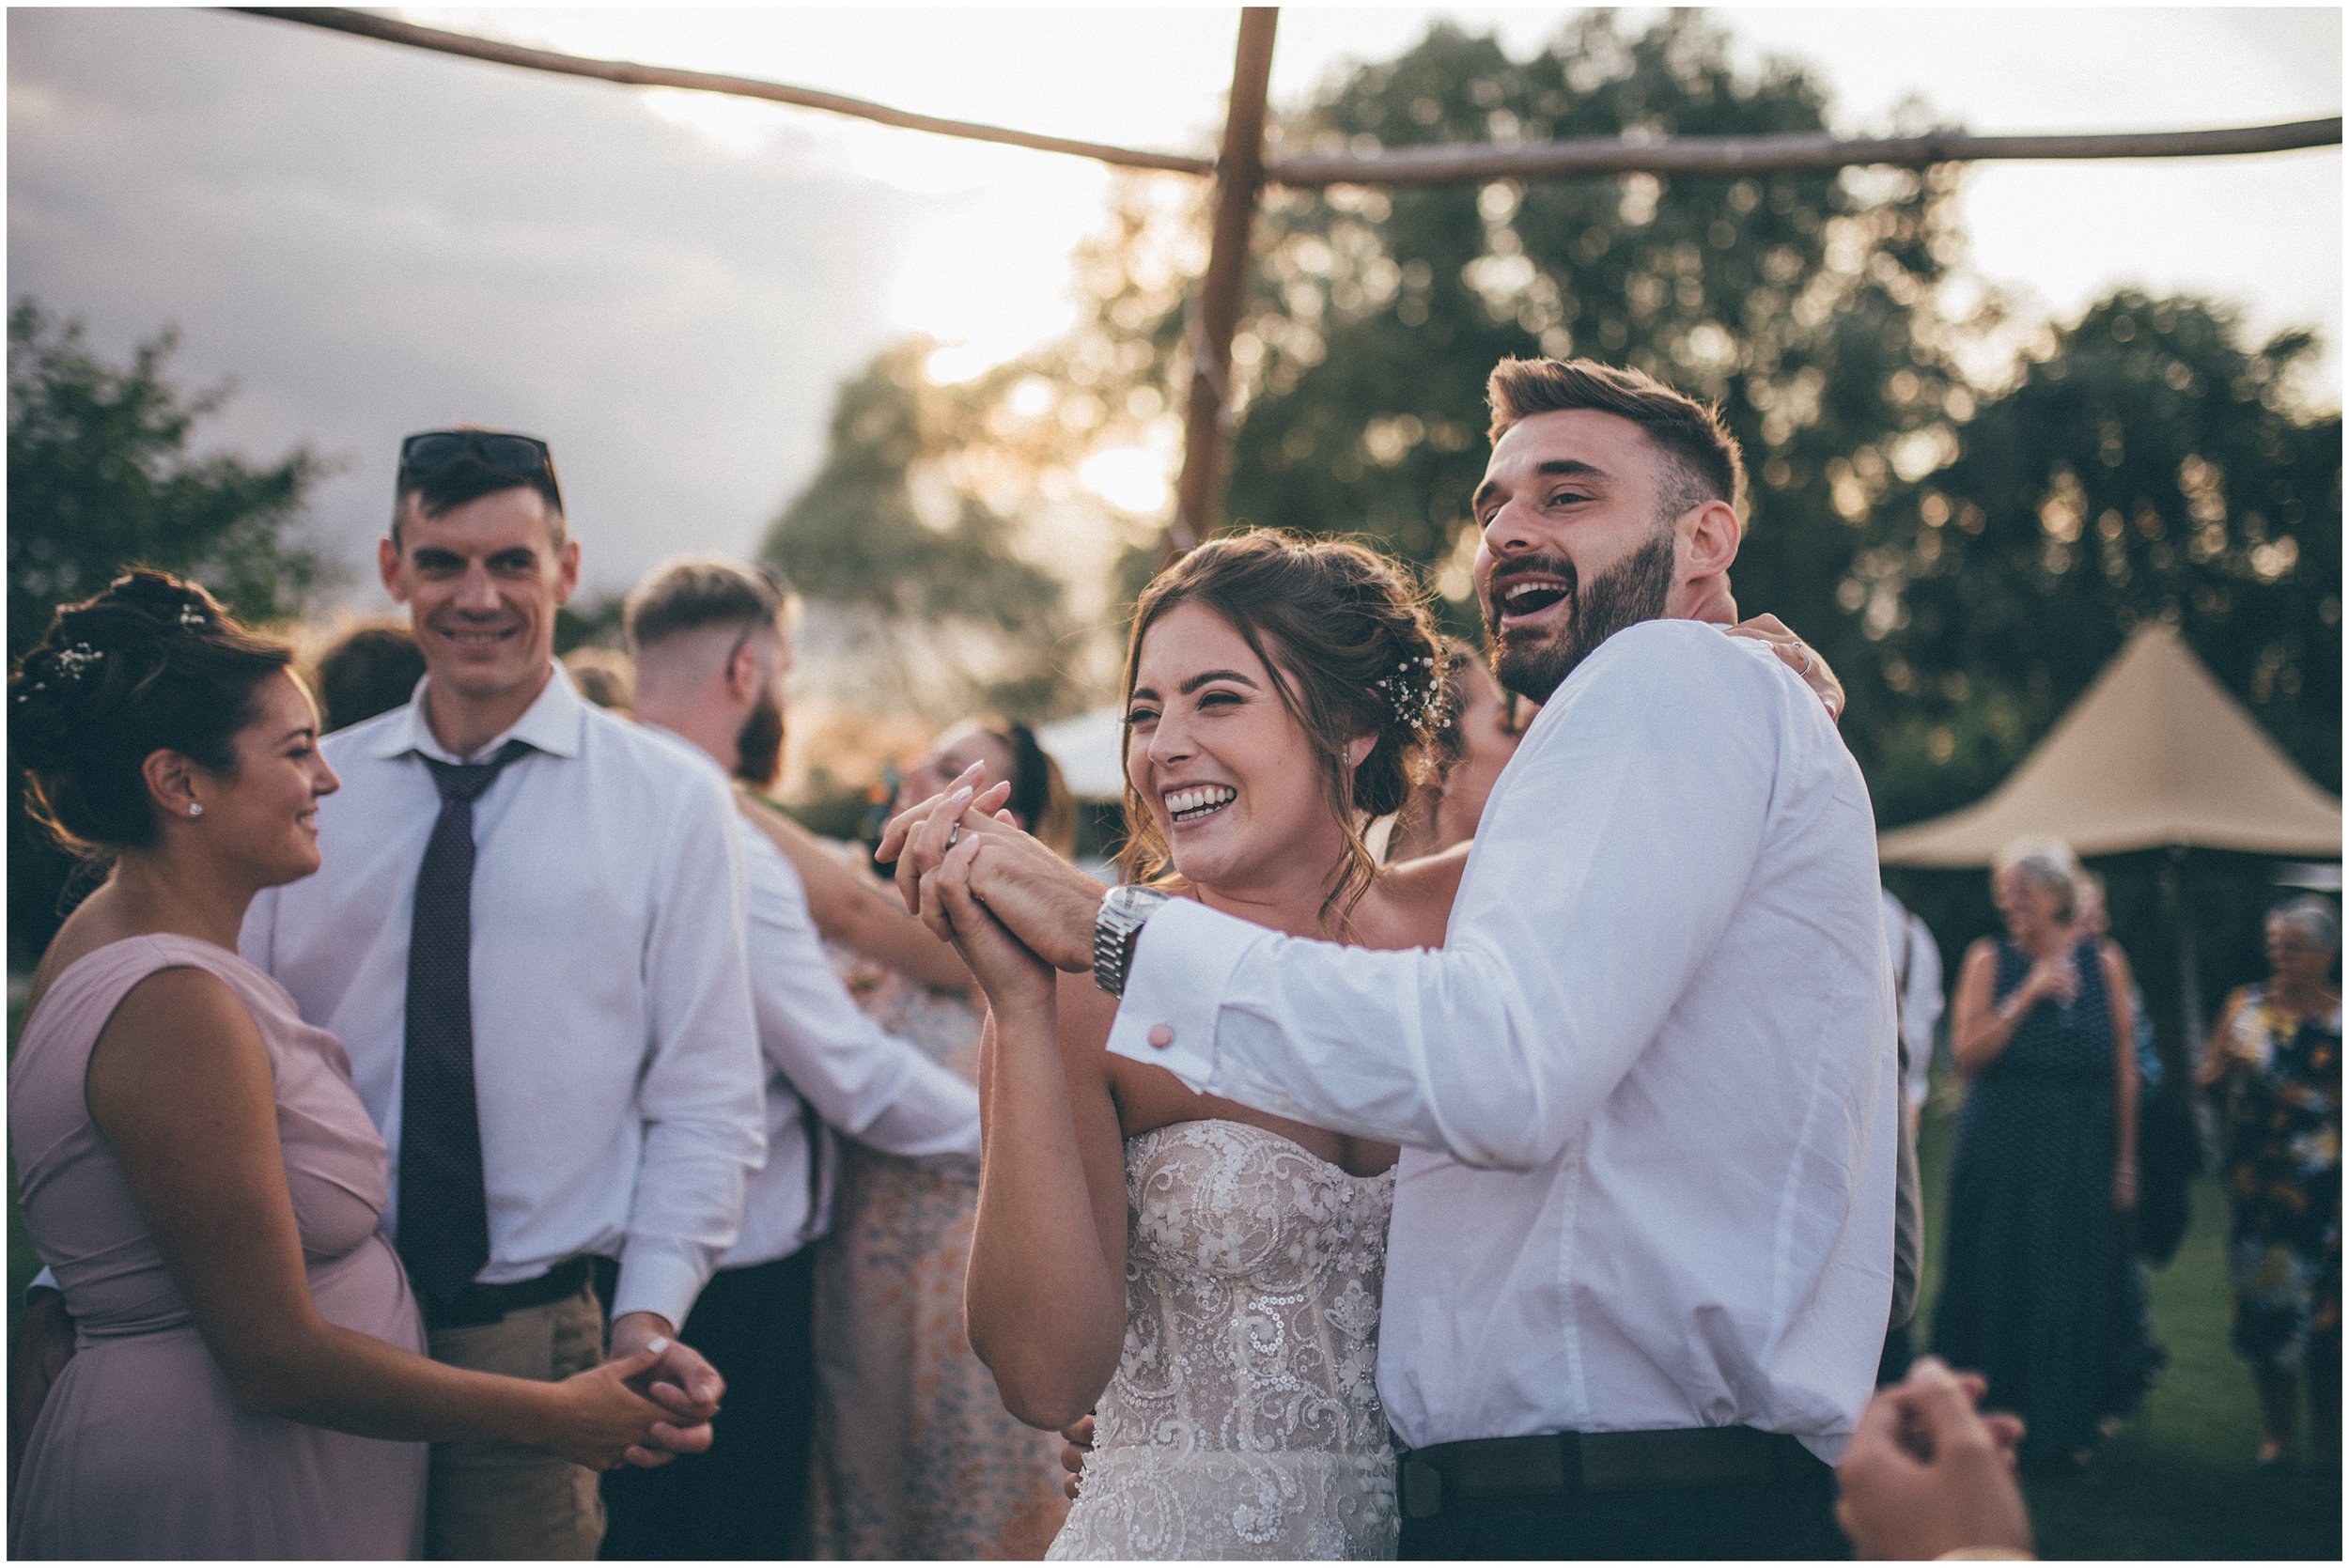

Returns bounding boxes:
[1048,1119,1399,1560]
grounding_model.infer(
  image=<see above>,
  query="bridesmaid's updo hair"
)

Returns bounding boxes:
[9,569,293,856]
[1116,529,1446,929]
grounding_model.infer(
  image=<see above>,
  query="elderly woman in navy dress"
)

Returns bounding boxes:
[1934,838,2139,1472]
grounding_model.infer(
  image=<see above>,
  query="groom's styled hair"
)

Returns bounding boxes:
[1486,358,1746,526]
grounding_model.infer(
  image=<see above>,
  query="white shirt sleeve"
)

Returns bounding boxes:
[744,832,981,1163]
[610,772,768,1327]
[1109,621,1785,1169]
[1901,913,1945,1110]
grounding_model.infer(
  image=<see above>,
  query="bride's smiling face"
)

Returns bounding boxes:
[1126,602,1348,897]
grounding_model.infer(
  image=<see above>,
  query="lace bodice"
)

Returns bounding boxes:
[1049,1119,1399,1560]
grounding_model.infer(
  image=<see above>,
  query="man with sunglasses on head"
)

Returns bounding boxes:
[239,429,769,1557]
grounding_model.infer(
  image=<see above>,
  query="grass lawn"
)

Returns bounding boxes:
[1915,1099,2343,1560]
[8,989,2341,1557]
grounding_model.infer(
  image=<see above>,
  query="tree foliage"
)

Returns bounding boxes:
[1078,13,1972,650]
[759,340,1086,721]
[8,300,331,659]
[763,13,2338,1031]
[1051,12,2339,1029]
[1869,294,2341,819]
[8,299,334,962]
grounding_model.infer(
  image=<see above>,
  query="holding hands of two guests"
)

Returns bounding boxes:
[604,1314,726,1470]
[541,1337,715,1471]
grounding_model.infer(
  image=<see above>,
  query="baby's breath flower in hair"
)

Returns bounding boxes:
[1374,654,1451,738]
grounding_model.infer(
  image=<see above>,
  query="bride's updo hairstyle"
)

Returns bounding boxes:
[1115,529,1446,929]
[10,568,293,857]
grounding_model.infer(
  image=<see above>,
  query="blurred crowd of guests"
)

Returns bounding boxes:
[6,422,2336,1562]
[310,600,1097,1559]
[8,432,1090,1560]
[1906,836,2340,1480]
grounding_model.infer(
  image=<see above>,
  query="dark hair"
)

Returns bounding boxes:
[1114,529,1445,930]
[977,719,1079,860]
[623,558,794,653]
[392,427,567,549]
[314,622,425,732]
[1486,357,1746,522]
[10,569,294,855]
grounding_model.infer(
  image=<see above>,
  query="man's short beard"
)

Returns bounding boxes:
[1485,527,1676,704]
[734,691,786,790]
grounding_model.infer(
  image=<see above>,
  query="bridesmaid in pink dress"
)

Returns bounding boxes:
[7,572,691,1560]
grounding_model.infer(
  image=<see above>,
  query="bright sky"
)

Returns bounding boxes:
[9,7,2338,602]
[420,5,2343,396]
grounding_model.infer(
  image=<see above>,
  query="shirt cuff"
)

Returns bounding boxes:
[1104,897,1264,1093]
[608,1243,710,1330]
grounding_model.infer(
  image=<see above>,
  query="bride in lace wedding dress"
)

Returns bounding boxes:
[939,534,1464,1560]
[912,531,1846,1560]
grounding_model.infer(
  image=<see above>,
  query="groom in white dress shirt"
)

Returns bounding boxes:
[890,358,1895,1559]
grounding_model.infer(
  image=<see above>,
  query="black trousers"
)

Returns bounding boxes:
[599,1249,817,1560]
[1398,1450,1847,1560]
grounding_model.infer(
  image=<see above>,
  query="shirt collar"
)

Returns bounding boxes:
[369,661,586,765]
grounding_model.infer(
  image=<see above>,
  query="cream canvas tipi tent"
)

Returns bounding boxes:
[1877,622,2339,1044]
[1876,622,2340,866]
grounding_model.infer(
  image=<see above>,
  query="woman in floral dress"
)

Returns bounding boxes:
[2200,896,2341,1472]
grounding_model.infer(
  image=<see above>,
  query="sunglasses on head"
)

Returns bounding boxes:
[398,428,561,497]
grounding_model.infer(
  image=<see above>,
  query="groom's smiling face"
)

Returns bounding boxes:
[1470,409,1699,704]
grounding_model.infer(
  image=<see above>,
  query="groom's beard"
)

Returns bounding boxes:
[734,691,786,791]
[1483,528,1676,705]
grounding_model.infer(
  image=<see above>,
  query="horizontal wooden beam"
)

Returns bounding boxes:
[1265,118,2343,186]
[225,7,1215,176]
[223,9,2341,188]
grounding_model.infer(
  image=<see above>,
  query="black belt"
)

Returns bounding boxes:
[1398,1428,1823,1519]
[423,1255,596,1332]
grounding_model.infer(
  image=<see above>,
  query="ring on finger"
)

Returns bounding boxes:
[1797,644,1814,675]
[945,822,961,850]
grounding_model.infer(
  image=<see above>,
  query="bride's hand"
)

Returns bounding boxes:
[927,823,1056,1017]
[1725,613,1843,722]
[878,764,1013,912]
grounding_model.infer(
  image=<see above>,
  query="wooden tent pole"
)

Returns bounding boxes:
[2162,846,2208,1060]
[1165,8,1278,561]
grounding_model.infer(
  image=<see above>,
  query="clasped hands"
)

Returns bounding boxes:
[876,763,1108,1000]
[603,1310,724,1470]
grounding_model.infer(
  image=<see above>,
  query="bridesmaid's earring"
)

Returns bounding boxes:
[187,803,204,818]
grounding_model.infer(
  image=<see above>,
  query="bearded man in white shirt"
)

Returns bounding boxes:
[887,359,1897,1560]
[241,432,768,1558]
[602,558,985,1558]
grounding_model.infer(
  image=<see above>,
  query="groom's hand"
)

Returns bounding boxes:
[928,825,1058,1016]
[957,834,1104,974]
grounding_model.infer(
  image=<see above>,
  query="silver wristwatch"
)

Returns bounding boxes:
[1093,884,1171,997]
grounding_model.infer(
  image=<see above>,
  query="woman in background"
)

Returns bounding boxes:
[1934,838,2139,1473]
[1381,637,1521,862]
[808,719,1077,1558]
[2200,897,2341,1472]
[8,572,686,1560]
